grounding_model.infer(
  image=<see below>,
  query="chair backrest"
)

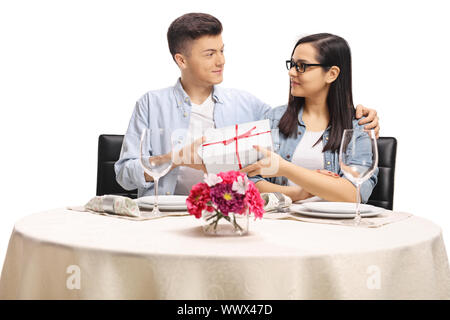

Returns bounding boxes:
[96,134,397,209]
[96,134,138,199]
[366,137,397,210]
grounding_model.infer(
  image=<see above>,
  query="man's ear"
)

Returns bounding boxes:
[326,66,340,84]
[174,53,187,69]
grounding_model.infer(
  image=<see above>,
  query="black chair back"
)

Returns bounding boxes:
[367,137,397,210]
[96,135,138,199]
[96,134,397,209]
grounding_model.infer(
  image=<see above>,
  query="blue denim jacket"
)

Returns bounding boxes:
[114,78,271,197]
[251,105,378,203]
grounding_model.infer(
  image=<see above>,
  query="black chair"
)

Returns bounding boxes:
[96,135,138,199]
[366,137,397,210]
[96,134,397,209]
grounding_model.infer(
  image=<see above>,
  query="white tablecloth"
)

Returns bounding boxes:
[0,208,449,299]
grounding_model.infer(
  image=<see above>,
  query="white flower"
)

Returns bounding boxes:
[204,173,223,187]
[232,175,249,195]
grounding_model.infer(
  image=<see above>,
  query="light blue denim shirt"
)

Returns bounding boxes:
[251,105,378,203]
[114,78,271,197]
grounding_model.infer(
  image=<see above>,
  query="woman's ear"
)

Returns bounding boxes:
[326,66,340,84]
[174,53,187,69]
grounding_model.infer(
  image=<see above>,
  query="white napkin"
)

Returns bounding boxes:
[67,195,140,219]
[262,192,293,212]
[85,195,140,217]
[67,195,190,221]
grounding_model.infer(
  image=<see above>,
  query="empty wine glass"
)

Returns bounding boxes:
[140,128,173,217]
[339,129,378,225]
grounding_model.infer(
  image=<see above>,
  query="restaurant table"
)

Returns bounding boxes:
[1,208,449,299]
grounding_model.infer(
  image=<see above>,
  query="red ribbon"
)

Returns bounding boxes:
[202,125,271,169]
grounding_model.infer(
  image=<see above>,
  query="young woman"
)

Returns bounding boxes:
[241,33,378,203]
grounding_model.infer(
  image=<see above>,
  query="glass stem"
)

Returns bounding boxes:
[354,183,362,225]
[154,177,159,210]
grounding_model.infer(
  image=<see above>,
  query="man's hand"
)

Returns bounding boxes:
[144,136,206,182]
[172,136,207,173]
[355,104,380,139]
[143,153,172,182]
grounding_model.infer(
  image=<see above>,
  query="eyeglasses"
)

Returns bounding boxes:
[286,60,330,73]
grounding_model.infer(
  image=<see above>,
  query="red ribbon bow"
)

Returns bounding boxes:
[202,125,271,169]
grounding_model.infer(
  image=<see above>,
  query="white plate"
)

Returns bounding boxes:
[136,195,188,211]
[137,203,187,211]
[301,202,374,214]
[289,204,385,219]
[137,195,187,205]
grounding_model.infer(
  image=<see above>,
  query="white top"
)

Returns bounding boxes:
[287,130,325,186]
[174,94,215,195]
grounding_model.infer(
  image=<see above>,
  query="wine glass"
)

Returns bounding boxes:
[339,129,378,225]
[139,128,173,217]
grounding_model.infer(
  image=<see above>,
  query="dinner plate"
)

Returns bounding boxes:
[289,204,385,219]
[136,195,188,211]
[137,203,187,211]
[301,202,374,214]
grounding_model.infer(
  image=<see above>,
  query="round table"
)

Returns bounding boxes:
[1,208,449,299]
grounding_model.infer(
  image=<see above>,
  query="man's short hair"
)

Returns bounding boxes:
[167,13,223,59]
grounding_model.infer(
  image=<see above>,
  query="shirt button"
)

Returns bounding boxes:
[183,112,188,117]
[166,191,171,195]
[286,155,291,159]
[184,97,189,103]
[327,161,331,165]
[325,137,329,140]
[298,131,302,135]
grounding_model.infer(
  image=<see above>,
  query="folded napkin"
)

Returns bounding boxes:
[85,195,140,217]
[262,192,292,212]
[67,195,189,221]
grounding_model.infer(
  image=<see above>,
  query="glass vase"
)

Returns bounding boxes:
[202,209,249,236]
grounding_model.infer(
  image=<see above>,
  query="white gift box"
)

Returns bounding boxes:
[198,119,273,174]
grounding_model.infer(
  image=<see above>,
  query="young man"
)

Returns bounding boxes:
[114,13,380,198]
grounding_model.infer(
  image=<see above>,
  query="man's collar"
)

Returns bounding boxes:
[173,78,191,107]
[211,84,224,104]
[173,78,223,107]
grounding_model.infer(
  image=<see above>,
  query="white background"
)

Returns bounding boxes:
[1,0,449,273]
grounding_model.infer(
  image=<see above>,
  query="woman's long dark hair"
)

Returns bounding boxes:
[278,33,355,152]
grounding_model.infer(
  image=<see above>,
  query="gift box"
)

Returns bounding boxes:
[199,119,273,174]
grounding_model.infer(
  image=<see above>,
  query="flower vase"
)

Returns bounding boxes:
[202,209,249,236]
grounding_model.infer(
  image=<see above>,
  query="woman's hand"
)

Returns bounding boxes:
[240,145,288,178]
[289,186,314,202]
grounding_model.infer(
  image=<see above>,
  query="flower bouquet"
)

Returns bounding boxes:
[186,171,265,236]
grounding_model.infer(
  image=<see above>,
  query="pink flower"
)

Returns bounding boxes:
[210,183,245,215]
[244,181,265,219]
[217,170,245,184]
[186,183,214,218]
